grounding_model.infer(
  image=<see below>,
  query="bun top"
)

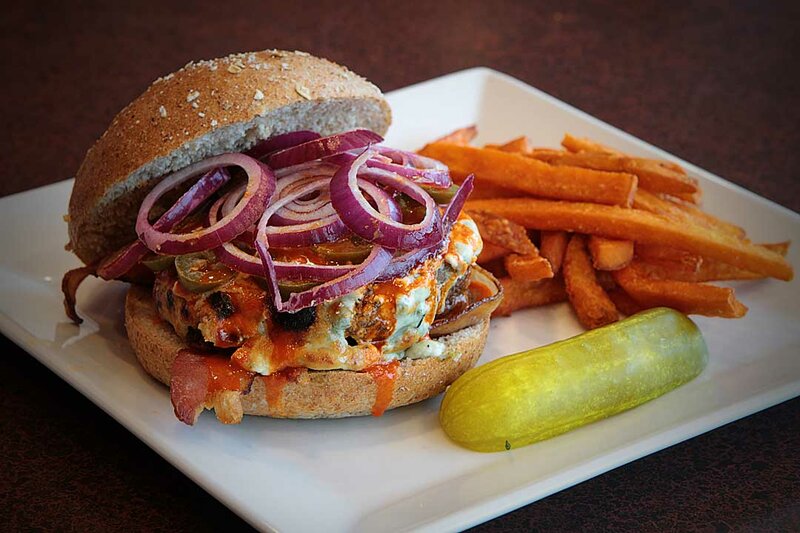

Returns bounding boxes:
[67,50,392,265]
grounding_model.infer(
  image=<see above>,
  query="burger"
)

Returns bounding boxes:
[63,50,501,425]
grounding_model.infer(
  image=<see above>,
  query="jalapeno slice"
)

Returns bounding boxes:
[422,183,459,205]
[395,194,427,225]
[175,251,236,293]
[277,280,321,299]
[312,237,373,264]
[141,254,175,272]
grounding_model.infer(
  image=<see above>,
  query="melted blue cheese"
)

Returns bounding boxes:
[382,275,434,355]
[405,338,446,359]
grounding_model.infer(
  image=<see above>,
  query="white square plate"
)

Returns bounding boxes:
[2,68,799,532]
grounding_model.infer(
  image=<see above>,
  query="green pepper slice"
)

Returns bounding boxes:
[277,280,321,299]
[141,254,175,272]
[175,251,236,293]
[312,238,372,264]
[421,183,459,204]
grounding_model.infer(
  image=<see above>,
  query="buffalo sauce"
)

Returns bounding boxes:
[267,327,305,373]
[271,246,328,264]
[468,279,494,301]
[203,353,255,394]
[364,360,400,416]
[262,367,304,410]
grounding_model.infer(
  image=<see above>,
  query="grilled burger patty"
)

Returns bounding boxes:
[153,215,482,375]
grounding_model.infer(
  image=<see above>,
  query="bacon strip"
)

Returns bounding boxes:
[170,350,257,425]
[170,350,209,425]
[61,264,97,324]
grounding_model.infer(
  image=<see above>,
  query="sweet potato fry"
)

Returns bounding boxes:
[561,134,622,155]
[588,236,634,271]
[762,241,790,256]
[528,150,699,197]
[671,190,703,204]
[634,189,746,240]
[505,253,553,282]
[631,259,704,281]
[563,234,619,329]
[419,142,638,206]
[465,197,794,281]
[693,260,766,282]
[478,242,510,264]
[453,171,519,199]
[606,288,644,317]
[467,210,537,255]
[613,263,748,318]
[493,277,567,316]
[635,244,703,272]
[433,125,477,145]
[636,242,790,282]
[562,134,688,175]
[486,136,532,154]
[539,231,569,275]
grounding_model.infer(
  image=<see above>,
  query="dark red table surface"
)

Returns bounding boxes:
[2,1,799,531]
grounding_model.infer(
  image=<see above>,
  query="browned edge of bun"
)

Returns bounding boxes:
[124,285,489,421]
[68,50,392,266]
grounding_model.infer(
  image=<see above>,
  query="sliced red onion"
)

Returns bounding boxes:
[209,189,355,281]
[274,160,338,179]
[267,177,399,247]
[268,129,383,169]
[376,175,474,281]
[262,178,346,247]
[326,150,452,188]
[255,152,400,311]
[376,245,442,282]
[330,149,442,250]
[369,146,451,187]
[442,174,474,234]
[97,167,231,279]
[215,240,357,281]
[246,131,320,160]
[258,241,393,312]
[136,154,275,255]
[270,163,338,226]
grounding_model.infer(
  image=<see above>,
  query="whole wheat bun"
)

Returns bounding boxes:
[68,50,392,265]
[125,285,489,421]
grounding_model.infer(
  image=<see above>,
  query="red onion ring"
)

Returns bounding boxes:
[376,175,474,281]
[330,149,442,250]
[369,146,451,187]
[254,153,402,311]
[246,130,320,160]
[376,246,443,282]
[136,154,275,255]
[267,129,383,169]
[262,178,347,247]
[270,162,338,226]
[97,167,231,279]
[442,174,474,234]
[258,240,393,312]
[209,190,359,281]
[326,151,452,188]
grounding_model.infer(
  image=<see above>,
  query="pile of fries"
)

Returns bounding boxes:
[420,127,794,329]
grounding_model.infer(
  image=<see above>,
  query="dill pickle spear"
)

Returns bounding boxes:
[439,307,708,452]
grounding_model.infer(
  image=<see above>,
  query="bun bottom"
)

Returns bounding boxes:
[124,285,489,420]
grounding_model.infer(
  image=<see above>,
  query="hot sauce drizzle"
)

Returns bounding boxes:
[364,360,400,416]
[267,328,304,373]
[202,353,254,394]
